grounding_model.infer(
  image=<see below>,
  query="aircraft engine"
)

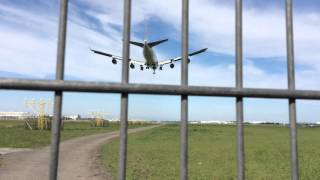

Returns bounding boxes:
[170,63,174,69]
[130,63,135,69]
[111,58,117,64]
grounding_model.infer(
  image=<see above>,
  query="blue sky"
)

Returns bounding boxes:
[0,0,320,122]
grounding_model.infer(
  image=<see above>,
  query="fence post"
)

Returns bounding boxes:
[118,0,131,179]
[235,0,245,179]
[285,0,299,179]
[49,0,68,180]
[180,0,189,179]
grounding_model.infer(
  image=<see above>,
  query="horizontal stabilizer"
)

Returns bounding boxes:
[130,41,144,47]
[148,39,168,47]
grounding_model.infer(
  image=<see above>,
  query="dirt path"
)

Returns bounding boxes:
[0,125,160,180]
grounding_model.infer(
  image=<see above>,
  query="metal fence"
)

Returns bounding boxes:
[0,0,314,179]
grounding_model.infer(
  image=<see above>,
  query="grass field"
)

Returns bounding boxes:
[103,124,320,180]
[0,120,148,148]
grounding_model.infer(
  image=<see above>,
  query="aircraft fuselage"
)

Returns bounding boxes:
[143,41,157,69]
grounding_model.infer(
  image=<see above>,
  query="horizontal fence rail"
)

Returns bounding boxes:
[1,78,320,99]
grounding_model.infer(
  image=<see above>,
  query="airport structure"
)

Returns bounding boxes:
[63,114,81,120]
[0,0,313,180]
[90,112,108,127]
[0,112,33,120]
[25,99,52,130]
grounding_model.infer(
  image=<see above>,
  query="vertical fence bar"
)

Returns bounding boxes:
[180,0,189,179]
[49,0,68,180]
[286,0,299,179]
[235,0,245,179]
[118,0,131,179]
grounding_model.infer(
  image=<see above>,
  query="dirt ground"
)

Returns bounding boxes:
[0,126,159,180]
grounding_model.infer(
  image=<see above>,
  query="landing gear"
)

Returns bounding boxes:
[140,66,144,71]
[112,58,117,64]
[152,66,156,74]
[159,66,163,70]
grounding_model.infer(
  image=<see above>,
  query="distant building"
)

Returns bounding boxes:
[0,112,33,120]
[64,115,81,120]
[189,120,234,124]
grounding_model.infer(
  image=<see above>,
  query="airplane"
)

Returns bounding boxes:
[91,38,207,74]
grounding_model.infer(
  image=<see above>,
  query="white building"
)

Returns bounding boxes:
[200,120,234,124]
[195,120,234,124]
[0,112,33,120]
[64,115,81,120]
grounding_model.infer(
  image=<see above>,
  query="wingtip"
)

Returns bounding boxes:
[89,47,97,53]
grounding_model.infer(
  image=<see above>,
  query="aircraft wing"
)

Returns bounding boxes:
[91,49,145,65]
[158,48,208,66]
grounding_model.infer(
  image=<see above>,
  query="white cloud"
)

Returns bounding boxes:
[0,0,320,91]
[0,3,57,77]
[99,0,320,90]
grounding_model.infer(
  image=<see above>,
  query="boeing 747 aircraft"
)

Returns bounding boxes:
[91,38,207,74]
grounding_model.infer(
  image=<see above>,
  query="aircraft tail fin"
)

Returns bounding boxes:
[148,39,168,47]
[130,41,144,48]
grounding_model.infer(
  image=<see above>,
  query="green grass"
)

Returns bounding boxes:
[0,120,148,148]
[103,124,320,180]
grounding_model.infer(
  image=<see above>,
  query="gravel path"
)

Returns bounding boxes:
[0,125,159,180]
